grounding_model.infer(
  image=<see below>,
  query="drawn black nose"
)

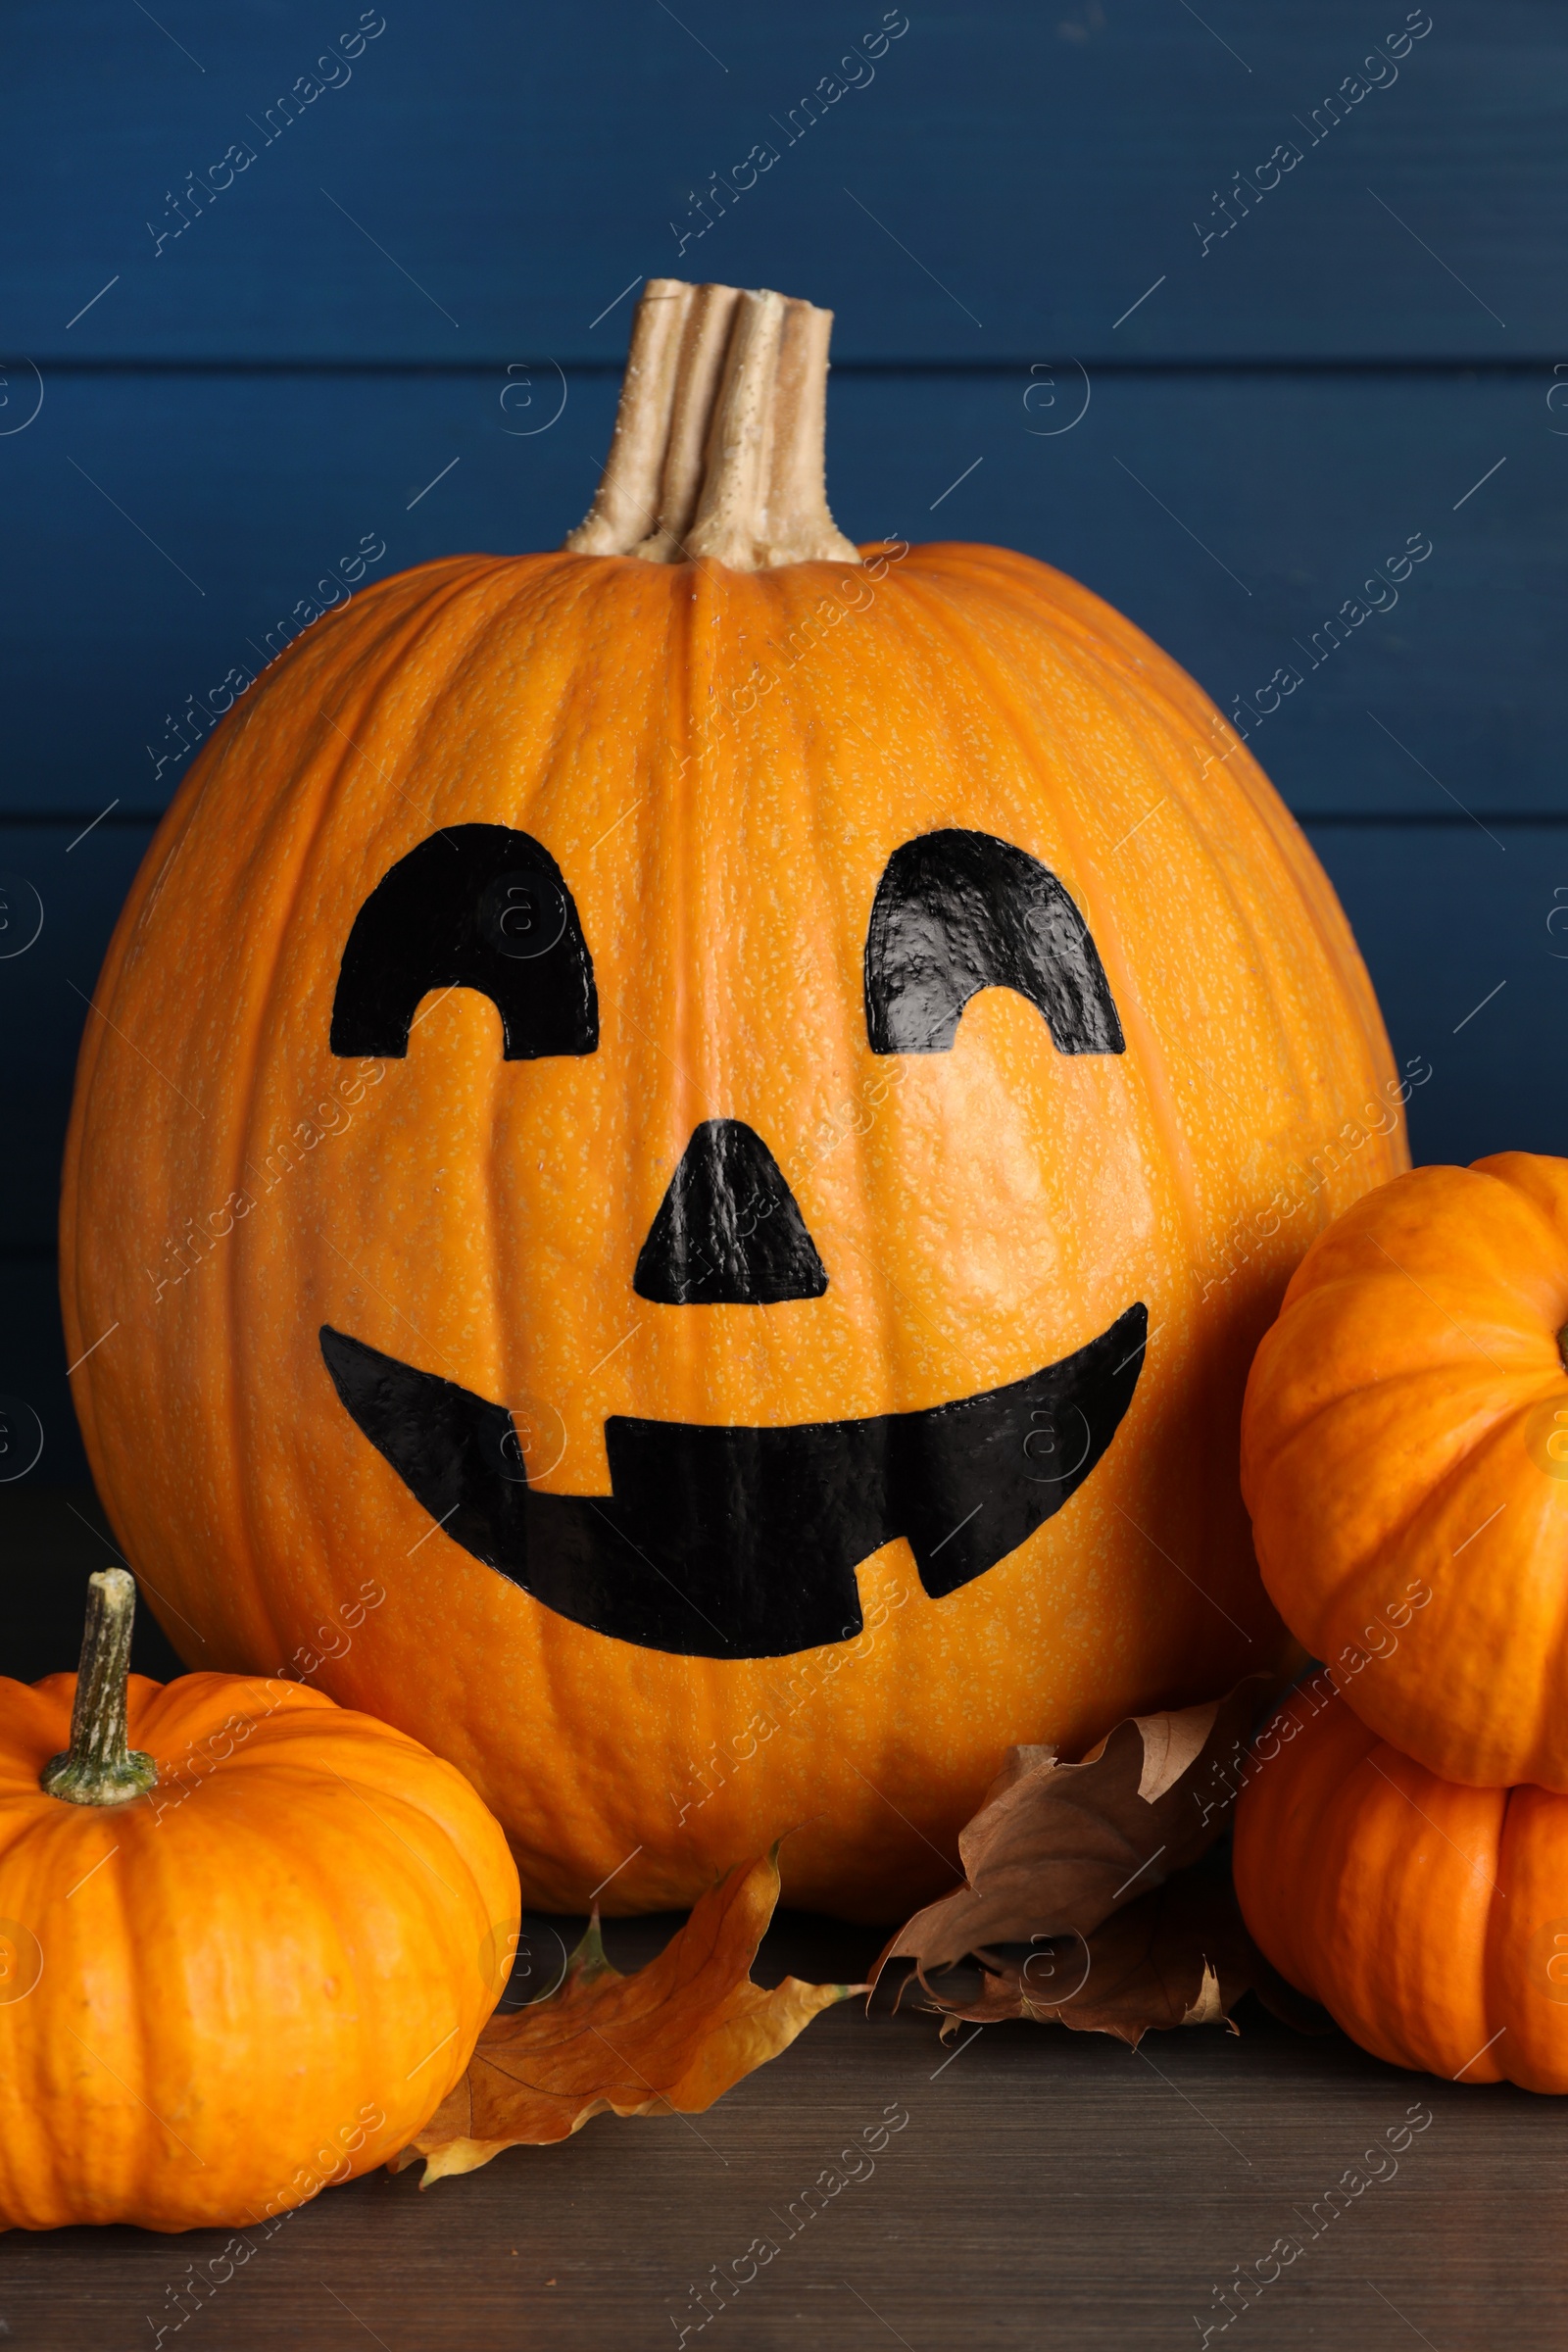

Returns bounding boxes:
[633,1119,829,1305]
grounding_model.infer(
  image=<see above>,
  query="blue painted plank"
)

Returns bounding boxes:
[0,366,1560,818]
[0,824,152,1246]
[0,1261,88,1487]
[2,0,1559,363]
[0,1483,183,1678]
[1307,820,1568,1170]
[0,819,152,1489]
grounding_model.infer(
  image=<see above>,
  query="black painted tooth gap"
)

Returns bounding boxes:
[864,828,1125,1056]
[319,1302,1148,1659]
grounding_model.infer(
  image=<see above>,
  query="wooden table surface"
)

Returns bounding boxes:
[2,1492,1561,2352]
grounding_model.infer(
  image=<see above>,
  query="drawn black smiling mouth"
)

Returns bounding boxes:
[319,1302,1147,1660]
[320,819,1149,1657]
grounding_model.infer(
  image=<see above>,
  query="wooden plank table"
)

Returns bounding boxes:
[1,1492,1560,2350]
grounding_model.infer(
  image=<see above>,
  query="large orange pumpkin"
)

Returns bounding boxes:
[1242,1152,1568,1790]
[62,278,1404,1920]
[0,1571,517,2231]
[1234,1680,1568,2091]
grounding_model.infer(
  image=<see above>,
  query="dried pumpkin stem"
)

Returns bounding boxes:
[564,276,860,571]
[41,1570,158,1806]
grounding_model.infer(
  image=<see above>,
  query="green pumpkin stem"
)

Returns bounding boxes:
[40,1569,159,1806]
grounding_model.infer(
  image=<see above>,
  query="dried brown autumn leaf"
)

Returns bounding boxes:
[912,1868,1263,2045]
[870,1679,1283,2044]
[396,1852,858,2186]
[874,1677,1269,1983]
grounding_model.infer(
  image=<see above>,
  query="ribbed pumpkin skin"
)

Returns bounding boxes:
[0,1673,517,2231]
[1241,1153,1568,1790]
[63,543,1402,1920]
[1235,1686,1568,2090]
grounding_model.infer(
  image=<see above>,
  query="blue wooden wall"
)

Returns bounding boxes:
[2,0,1564,1482]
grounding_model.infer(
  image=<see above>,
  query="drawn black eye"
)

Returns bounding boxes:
[329,825,598,1058]
[863,828,1124,1056]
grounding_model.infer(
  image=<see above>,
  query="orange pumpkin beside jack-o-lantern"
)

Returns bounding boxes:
[62,280,1403,1920]
[1234,1681,1568,2092]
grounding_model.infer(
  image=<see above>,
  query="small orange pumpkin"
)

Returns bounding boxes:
[1242,1152,1568,1789]
[1234,1680,1568,2090]
[0,1571,517,2232]
[63,277,1403,1919]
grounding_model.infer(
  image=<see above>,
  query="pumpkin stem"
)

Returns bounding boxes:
[564,277,860,570]
[40,1570,159,1807]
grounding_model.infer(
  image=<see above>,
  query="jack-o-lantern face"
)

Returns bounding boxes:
[63,326,1404,1920]
[319,823,1145,1659]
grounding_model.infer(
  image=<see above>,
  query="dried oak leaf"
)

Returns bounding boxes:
[872,1679,1282,2045]
[395,1852,858,2186]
